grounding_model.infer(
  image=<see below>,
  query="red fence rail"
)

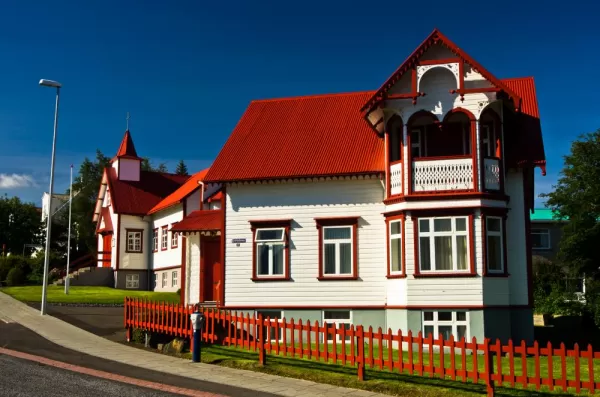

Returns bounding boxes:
[124,298,599,395]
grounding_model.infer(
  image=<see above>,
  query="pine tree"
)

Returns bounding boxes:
[175,160,189,176]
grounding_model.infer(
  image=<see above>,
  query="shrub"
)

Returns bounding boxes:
[6,267,26,286]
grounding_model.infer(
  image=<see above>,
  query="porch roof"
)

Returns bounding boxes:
[170,210,223,233]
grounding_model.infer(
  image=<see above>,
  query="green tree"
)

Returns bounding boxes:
[175,160,189,176]
[542,129,600,279]
[141,158,168,173]
[0,195,43,255]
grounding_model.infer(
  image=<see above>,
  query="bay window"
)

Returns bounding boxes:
[486,216,504,273]
[418,217,469,273]
[423,310,469,341]
[389,220,403,275]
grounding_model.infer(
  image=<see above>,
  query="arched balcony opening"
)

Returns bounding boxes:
[407,110,438,159]
[480,108,503,192]
[386,115,404,196]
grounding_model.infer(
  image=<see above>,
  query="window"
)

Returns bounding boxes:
[388,117,402,162]
[154,273,158,288]
[486,217,504,273]
[125,274,139,289]
[126,229,143,253]
[255,228,286,278]
[411,128,424,158]
[152,228,158,252]
[481,123,497,157]
[389,220,402,274]
[323,311,352,343]
[418,217,469,272]
[316,217,358,279]
[161,226,168,250]
[532,228,551,249]
[172,271,178,287]
[171,228,178,248]
[257,310,283,342]
[423,311,468,341]
[162,272,167,288]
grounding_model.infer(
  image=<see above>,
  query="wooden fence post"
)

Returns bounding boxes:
[357,325,365,381]
[124,297,132,342]
[484,338,495,397]
[258,314,266,366]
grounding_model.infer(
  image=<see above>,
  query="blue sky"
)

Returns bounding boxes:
[0,0,598,206]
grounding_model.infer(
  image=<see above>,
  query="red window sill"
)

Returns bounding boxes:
[413,272,477,278]
[386,274,407,279]
[251,277,291,282]
[317,276,358,281]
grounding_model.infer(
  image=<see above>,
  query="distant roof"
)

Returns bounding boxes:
[113,130,140,161]
[530,208,566,222]
[170,210,223,233]
[148,169,209,215]
[106,168,188,216]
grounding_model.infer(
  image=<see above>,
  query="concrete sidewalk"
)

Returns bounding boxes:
[0,292,383,397]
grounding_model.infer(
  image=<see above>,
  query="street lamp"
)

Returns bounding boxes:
[39,78,62,315]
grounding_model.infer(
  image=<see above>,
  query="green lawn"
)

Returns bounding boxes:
[0,285,180,304]
[180,344,578,396]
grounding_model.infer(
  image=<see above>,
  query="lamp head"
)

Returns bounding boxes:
[39,79,62,88]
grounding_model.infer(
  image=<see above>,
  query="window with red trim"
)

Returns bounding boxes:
[417,217,470,273]
[485,216,504,273]
[316,217,359,280]
[250,219,291,281]
[152,228,158,252]
[389,220,402,274]
[126,229,143,253]
[171,227,178,248]
[161,226,168,251]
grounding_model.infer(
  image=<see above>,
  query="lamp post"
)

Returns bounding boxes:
[39,78,62,315]
[65,164,73,294]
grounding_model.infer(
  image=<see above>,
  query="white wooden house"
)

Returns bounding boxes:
[177,29,546,343]
[93,130,221,297]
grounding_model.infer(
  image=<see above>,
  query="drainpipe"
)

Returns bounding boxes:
[198,181,205,210]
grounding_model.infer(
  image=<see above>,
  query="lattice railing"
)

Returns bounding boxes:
[390,162,402,196]
[484,158,501,191]
[412,158,474,192]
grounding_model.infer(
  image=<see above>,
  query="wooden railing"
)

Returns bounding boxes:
[124,298,600,395]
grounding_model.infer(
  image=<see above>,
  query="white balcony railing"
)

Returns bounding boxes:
[412,158,474,192]
[390,162,402,196]
[484,158,501,190]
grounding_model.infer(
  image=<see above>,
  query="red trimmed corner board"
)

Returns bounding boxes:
[124,297,600,395]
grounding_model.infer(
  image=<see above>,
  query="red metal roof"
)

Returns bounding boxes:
[147,169,209,215]
[107,168,189,216]
[113,130,140,160]
[203,91,385,183]
[502,77,539,118]
[170,210,223,232]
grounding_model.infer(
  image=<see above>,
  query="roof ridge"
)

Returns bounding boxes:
[250,90,376,104]
[500,76,535,81]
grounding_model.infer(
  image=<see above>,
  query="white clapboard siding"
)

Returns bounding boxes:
[224,178,387,307]
[186,234,201,305]
[150,204,184,270]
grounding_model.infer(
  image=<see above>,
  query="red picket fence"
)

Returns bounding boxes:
[124,297,600,396]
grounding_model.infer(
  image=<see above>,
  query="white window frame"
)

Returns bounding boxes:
[418,217,470,273]
[126,230,142,253]
[161,226,168,250]
[171,229,178,248]
[531,228,551,250]
[162,272,167,288]
[152,229,158,252]
[125,274,139,289]
[255,228,286,278]
[256,310,284,342]
[486,216,504,273]
[172,271,178,287]
[154,273,158,288]
[322,225,354,276]
[481,123,496,158]
[323,310,352,343]
[422,310,469,341]
[389,220,402,274]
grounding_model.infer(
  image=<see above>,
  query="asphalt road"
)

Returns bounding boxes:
[0,354,181,397]
[0,321,278,397]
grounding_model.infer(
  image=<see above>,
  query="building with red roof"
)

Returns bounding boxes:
[93,130,221,296]
[188,29,545,344]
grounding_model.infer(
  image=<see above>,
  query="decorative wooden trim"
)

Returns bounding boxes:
[418,57,461,66]
[180,235,186,303]
[383,191,509,205]
[152,228,159,253]
[161,226,168,251]
[406,124,413,196]
[412,212,477,277]
[220,186,226,306]
[124,228,143,254]
[385,213,406,278]
[413,154,472,162]
[250,219,292,282]
[385,125,390,199]
[315,217,359,281]
[471,119,479,192]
